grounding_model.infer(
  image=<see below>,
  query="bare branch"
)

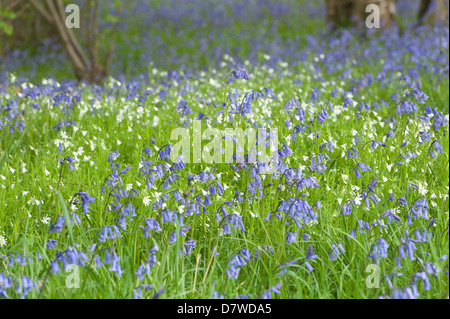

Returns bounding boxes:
[54,0,89,71]
[45,0,87,80]
[29,0,54,24]
[417,0,432,23]
[90,0,100,81]
[27,0,117,83]
[5,0,22,11]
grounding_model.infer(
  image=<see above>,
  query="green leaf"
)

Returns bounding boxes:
[0,20,13,36]
[0,9,16,19]
[56,189,75,246]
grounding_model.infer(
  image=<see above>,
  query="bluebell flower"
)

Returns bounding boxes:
[73,192,95,214]
[425,263,439,278]
[180,239,197,257]
[180,225,191,237]
[46,239,58,250]
[357,219,371,234]
[270,283,282,295]
[369,194,381,205]
[141,218,162,237]
[304,261,314,272]
[226,265,241,279]
[329,243,345,261]
[381,210,401,224]
[51,261,60,274]
[418,131,431,144]
[319,141,334,152]
[17,276,39,299]
[107,149,120,169]
[378,238,389,257]
[367,178,378,193]
[317,109,328,124]
[158,145,173,161]
[405,240,417,261]
[278,143,293,158]
[429,141,443,158]
[162,209,177,224]
[216,181,225,195]
[109,252,123,277]
[0,273,13,298]
[177,99,193,116]
[65,249,88,267]
[396,100,417,116]
[415,272,431,291]
[358,162,371,172]
[387,130,395,138]
[286,232,297,244]
[212,291,225,299]
[49,215,65,233]
[138,89,153,108]
[428,218,436,228]
[226,249,253,279]
[259,283,282,299]
[169,231,177,244]
[341,200,354,215]
[284,98,301,111]
[410,88,428,103]
[58,156,76,171]
[343,94,353,108]
[94,255,103,268]
[370,140,386,150]
[347,147,358,158]
[99,225,121,242]
[240,249,251,263]
[300,247,317,272]
[227,68,249,84]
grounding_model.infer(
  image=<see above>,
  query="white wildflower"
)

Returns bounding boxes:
[143,196,151,206]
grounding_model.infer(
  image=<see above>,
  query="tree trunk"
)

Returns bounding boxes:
[326,0,396,29]
[27,0,120,83]
[417,0,449,27]
[326,0,354,28]
[435,0,449,24]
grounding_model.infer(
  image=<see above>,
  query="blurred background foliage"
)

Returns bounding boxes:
[0,0,448,81]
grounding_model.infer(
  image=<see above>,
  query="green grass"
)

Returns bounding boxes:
[0,54,448,298]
